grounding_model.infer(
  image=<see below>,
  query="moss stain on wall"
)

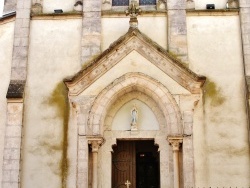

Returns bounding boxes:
[204,79,225,107]
[47,82,69,187]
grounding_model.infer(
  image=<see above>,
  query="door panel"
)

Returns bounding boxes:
[112,141,136,188]
[112,140,159,188]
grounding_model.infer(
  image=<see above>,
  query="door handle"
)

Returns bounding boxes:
[125,180,131,188]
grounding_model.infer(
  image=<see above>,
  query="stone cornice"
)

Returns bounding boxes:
[187,9,239,16]
[0,12,16,25]
[102,10,167,17]
[31,12,83,20]
[87,137,105,152]
[6,80,26,99]
[167,136,183,151]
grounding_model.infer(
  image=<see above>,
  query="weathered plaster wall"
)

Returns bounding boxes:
[21,19,81,188]
[194,0,228,10]
[0,21,14,188]
[43,0,75,13]
[187,15,250,186]
[101,16,167,50]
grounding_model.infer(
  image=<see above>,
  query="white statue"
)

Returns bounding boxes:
[131,105,138,127]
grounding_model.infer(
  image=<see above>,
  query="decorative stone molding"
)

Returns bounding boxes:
[186,0,195,10]
[64,28,206,96]
[168,136,183,151]
[227,0,239,9]
[87,73,182,136]
[157,0,166,10]
[31,3,42,14]
[74,1,83,12]
[88,137,104,153]
[102,1,111,10]
[125,0,141,28]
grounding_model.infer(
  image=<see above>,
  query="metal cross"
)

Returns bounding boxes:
[125,180,131,188]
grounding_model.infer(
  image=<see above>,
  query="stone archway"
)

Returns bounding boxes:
[87,72,182,136]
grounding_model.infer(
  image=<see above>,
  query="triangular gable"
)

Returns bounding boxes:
[64,28,206,95]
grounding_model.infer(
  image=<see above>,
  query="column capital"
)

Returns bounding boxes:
[167,136,183,151]
[87,137,104,153]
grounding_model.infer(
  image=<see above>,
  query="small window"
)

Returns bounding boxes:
[139,0,156,5]
[112,0,129,6]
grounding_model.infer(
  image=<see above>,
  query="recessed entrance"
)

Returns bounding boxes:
[112,140,160,188]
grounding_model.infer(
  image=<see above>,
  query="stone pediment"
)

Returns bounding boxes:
[64,28,206,95]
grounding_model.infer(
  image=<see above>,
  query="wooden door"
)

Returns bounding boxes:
[112,141,136,188]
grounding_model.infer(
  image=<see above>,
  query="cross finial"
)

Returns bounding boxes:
[125,180,131,188]
[125,0,141,28]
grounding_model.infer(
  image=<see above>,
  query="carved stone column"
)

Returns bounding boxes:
[168,136,183,188]
[88,137,104,188]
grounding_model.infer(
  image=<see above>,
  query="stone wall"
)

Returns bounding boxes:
[0,21,14,188]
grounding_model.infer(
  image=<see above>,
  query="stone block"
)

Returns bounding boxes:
[23,0,32,9]
[82,20,101,35]
[4,137,21,149]
[3,149,21,160]
[3,160,20,170]
[11,67,26,80]
[81,46,91,57]
[183,111,193,123]
[245,59,250,76]
[242,34,250,45]
[7,103,23,114]
[83,11,101,19]
[16,9,30,19]
[183,122,193,135]
[241,13,250,23]
[14,19,23,30]
[239,0,250,7]
[2,182,18,188]
[22,19,30,28]
[13,46,28,59]
[78,160,88,173]
[90,45,100,55]
[244,44,250,54]
[10,170,20,182]
[14,27,30,38]
[20,37,29,47]
[83,0,101,11]
[2,170,11,182]
[78,137,88,150]
[16,0,24,9]
[240,7,250,13]
[167,0,186,10]
[5,126,22,137]
[78,125,86,135]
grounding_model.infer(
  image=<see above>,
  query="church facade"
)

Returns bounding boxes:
[0,0,250,187]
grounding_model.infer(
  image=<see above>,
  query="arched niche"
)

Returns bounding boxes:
[111,99,159,131]
[87,72,182,136]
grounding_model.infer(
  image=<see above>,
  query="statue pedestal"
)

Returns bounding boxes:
[131,123,138,131]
